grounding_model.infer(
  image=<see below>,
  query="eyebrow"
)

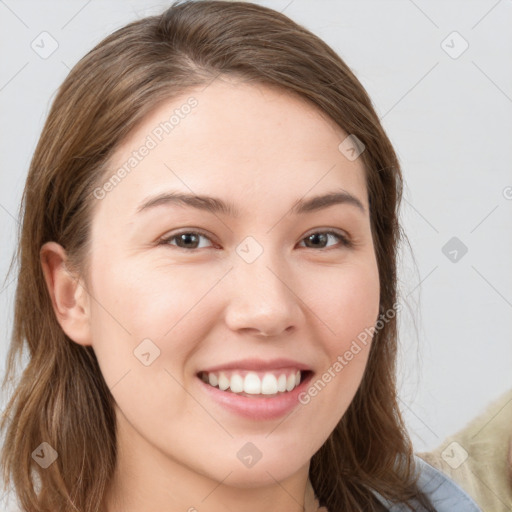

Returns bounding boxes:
[136,189,366,217]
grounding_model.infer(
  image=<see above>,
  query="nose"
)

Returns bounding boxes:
[223,250,303,338]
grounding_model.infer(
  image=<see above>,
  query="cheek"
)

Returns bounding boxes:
[86,254,222,382]
[304,258,380,345]
[89,252,212,334]
[86,262,202,423]
[297,259,379,418]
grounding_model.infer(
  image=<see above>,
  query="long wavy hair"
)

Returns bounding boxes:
[0,1,434,510]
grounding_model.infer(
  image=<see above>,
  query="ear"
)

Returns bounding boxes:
[40,241,92,346]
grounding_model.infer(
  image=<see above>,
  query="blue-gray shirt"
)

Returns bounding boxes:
[372,455,482,511]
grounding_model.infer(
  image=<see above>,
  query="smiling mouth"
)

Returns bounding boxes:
[197,369,314,397]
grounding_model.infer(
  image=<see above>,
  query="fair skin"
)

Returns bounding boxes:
[41,78,380,512]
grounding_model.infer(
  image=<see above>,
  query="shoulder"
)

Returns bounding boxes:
[371,455,482,511]
[413,456,482,511]
[417,389,512,511]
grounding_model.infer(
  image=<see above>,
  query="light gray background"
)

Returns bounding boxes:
[0,1,511,503]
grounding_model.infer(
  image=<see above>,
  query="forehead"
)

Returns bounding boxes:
[98,78,368,218]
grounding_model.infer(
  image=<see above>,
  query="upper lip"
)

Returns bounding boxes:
[198,358,313,374]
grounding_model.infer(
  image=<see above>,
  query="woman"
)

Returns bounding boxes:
[0,1,481,511]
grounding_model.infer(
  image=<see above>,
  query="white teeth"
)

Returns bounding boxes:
[244,372,261,394]
[218,371,230,391]
[208,373,218,387]
[230,373,244,393]
[286,373,295,392]
[202,370,303,395]
[261,374,278,395]
[277,374,287,392]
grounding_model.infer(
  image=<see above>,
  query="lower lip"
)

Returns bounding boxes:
[197,372,314,421]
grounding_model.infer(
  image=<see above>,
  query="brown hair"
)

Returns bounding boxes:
[0,1,434,511]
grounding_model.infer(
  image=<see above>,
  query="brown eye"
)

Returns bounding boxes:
[160,231,214,250]
[300,231,351,250]
[159,229,352,252]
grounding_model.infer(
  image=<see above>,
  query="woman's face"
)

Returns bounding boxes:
[82,78,379,493]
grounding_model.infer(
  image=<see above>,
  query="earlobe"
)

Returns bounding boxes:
[40,241,92,346]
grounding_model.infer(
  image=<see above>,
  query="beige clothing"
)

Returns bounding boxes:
[417,389,512,512]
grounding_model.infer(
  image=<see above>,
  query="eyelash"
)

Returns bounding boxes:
[158,229,353,252]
